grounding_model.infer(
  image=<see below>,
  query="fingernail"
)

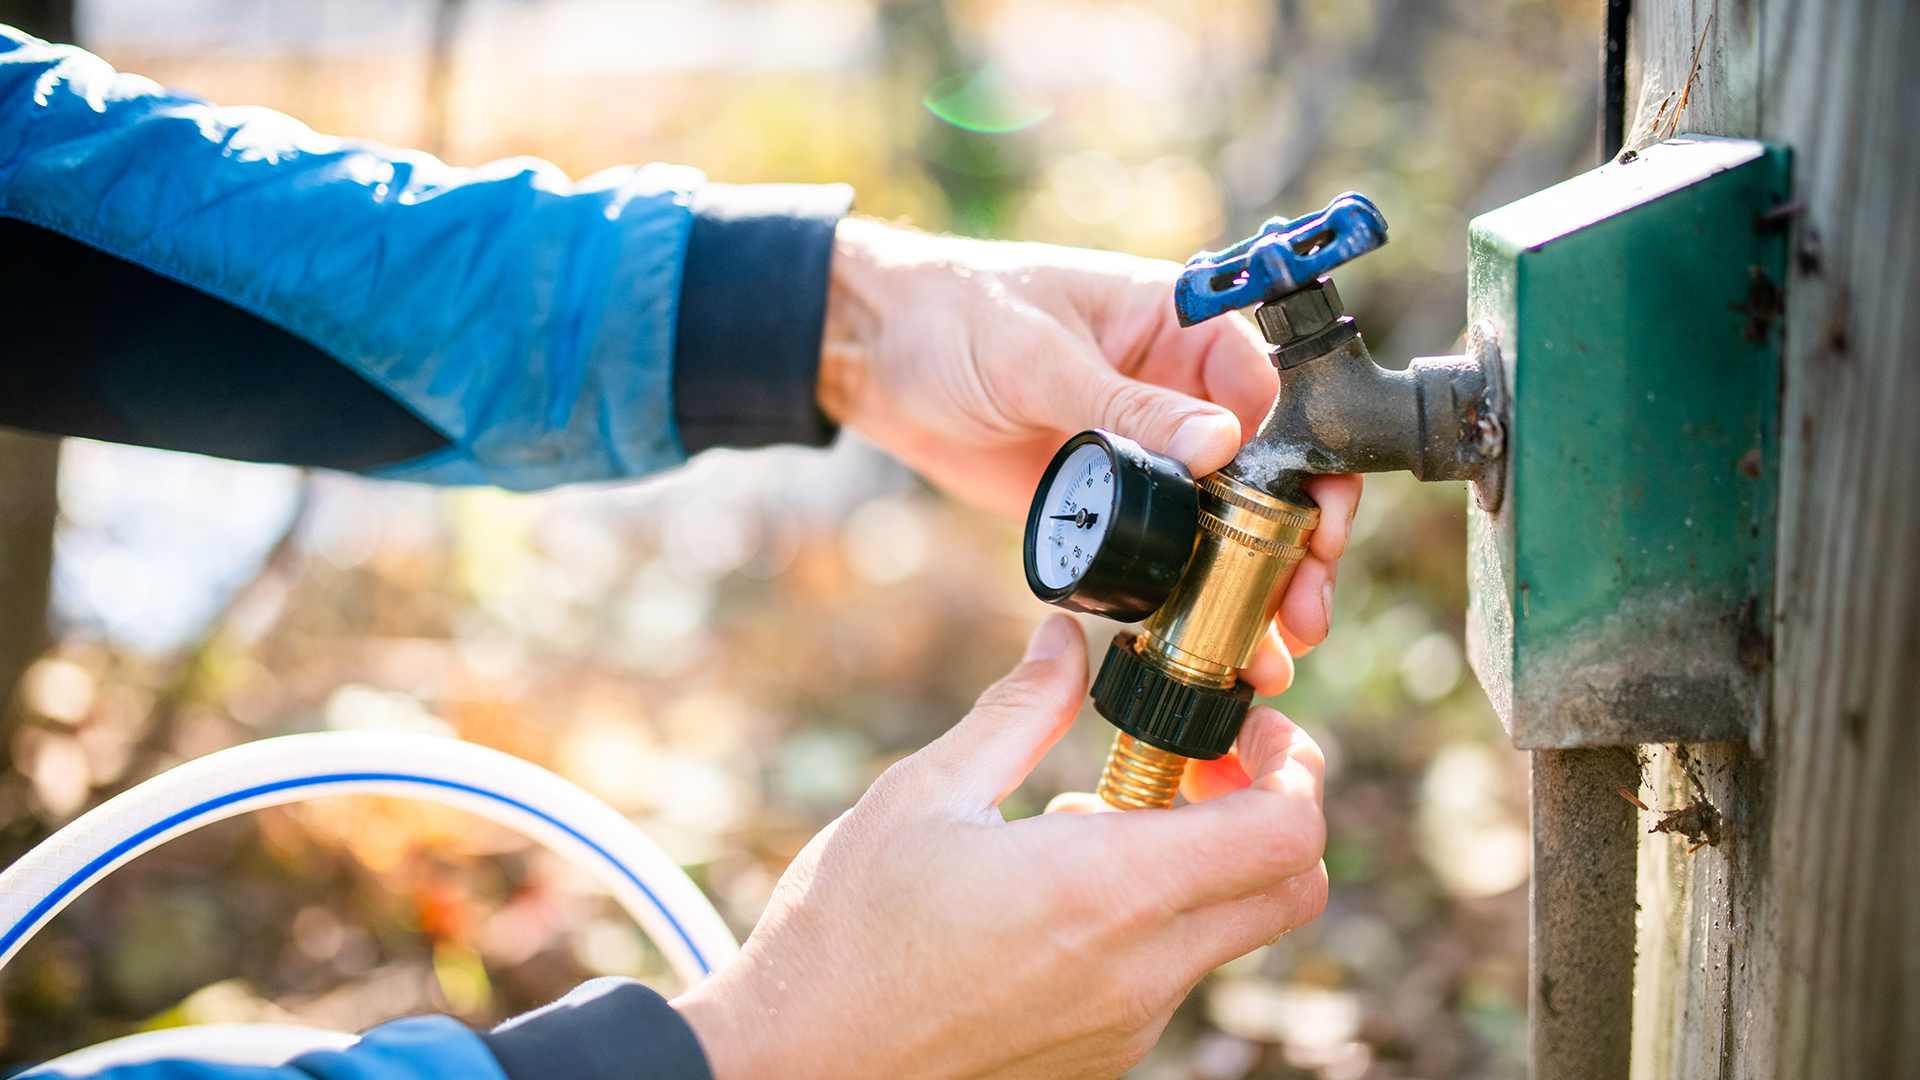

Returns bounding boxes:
[1024,615,1073,662]
[1165,413,1235,466]
[1320,582,1335,632]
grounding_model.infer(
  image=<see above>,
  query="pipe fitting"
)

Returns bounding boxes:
[1254,276,1344,344]
[1138,473,1319,687]
[1097,733,1188,810]
[1223,318,1507,506]
[1082,279,1506,813]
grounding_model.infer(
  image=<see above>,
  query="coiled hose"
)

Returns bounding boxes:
[0,732,739,1072]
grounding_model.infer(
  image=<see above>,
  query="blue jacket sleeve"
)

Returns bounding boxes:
[0,27,850,489]
[33,979,710,1080]
[31,1016,508,1080]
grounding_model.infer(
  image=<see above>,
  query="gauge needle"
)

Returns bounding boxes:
[1050,510,1100,528]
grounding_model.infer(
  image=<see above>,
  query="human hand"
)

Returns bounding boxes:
[818,217,1276,520]
[671,616,1328,1080]
[818,216,1364,664]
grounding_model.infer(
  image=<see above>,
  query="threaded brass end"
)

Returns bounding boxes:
[1097,732,1189,810]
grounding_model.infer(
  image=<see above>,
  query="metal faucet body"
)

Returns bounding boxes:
[1226,280,1506,506]
[1093,241,1507,811]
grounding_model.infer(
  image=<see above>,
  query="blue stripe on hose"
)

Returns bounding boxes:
[0,772,713,973]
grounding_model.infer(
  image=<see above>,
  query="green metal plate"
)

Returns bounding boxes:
[1466,136,1788,748]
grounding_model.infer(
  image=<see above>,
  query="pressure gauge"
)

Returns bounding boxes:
[1023,430,1200,623]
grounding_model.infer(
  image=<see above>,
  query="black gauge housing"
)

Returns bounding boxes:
[1023,429,1199,622]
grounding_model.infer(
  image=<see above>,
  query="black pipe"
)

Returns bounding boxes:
[0,0,73,42]
[1602,0,1632,160]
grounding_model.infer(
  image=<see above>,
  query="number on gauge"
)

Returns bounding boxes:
[1022,430,1200,622]
[1034,443,1115,589]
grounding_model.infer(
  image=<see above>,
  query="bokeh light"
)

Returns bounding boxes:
[923,64,1053,133]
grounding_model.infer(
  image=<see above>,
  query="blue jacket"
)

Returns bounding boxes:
[24,979,712,1080]
[0,26,850,488]
[0,24,855,1080]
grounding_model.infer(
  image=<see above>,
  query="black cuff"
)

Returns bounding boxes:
[480,977,713,1080]
[671,182,854,455]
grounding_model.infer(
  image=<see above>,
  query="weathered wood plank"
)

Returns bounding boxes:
[1626,1,1920,1078]
[0,1,71,838]
[0,429,59,775]
[0,433,56,654]
[1534,748,1639,1080]
[1630,741,1767,1079]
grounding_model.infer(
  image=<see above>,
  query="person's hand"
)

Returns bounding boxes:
[819,217,1275,518]
[818,217,1364,662]
[671,616,1328,1080]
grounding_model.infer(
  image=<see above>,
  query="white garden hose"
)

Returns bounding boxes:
[1,732,740,1073]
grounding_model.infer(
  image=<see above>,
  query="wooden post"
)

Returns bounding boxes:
[0,0,74,789]
[0,431,58,764]
[1533,748,1639,1080]
[1624,1,1920,1077]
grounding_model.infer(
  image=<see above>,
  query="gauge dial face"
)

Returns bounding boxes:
[1024,429,1198,622]
[1034,443,1117,590]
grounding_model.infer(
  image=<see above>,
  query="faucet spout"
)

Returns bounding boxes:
[1221,282,1506,510]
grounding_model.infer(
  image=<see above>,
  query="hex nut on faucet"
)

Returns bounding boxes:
[1254,277,1344,342]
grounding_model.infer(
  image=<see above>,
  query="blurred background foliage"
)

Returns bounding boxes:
[1,0,1602,1076]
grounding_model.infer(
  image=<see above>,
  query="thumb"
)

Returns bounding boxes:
[1026,361,1242,477]
[907,615,1089,812]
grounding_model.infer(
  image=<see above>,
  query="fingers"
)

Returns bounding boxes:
[1235,706,1325,804]
[901,615,1090,812]
[1188,315,1281,440]
[1107,709,1326,910]
[1241,625,1295,697]
[1276,554,1336,647]
[1018,351,1245,478]
[1071,707,1322,813]
[1044,791,1117,816]
[1275,619,1313,658]
[1095,276,1278,440]
[1180,707,1321,805]
[1268,474,1360,649]
[1180,751,1250,804]
[1174,865,1331,971]
[1163,410,1244,477]
[1300,474,1363,562]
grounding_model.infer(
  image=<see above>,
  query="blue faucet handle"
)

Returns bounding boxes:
[1174,192,1389,327]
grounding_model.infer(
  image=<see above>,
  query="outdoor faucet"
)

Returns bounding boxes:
[1021,193,1509,809]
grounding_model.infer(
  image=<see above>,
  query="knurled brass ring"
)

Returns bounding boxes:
[1198,509,1311,559]
[1194,474,1318,559]
[1197,473,1320,531]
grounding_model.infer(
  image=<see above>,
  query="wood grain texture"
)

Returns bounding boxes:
[0,0,74,784]
[1533,748,1639,1080]
[1626,1,1920,1078]
[0,428,59,772]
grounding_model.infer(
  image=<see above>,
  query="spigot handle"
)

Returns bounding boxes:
[1173,192,1389,327]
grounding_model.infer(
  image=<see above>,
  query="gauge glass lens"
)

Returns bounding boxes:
[1035,443,1117,590]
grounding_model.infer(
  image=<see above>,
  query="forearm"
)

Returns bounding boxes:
[0,27,848,488]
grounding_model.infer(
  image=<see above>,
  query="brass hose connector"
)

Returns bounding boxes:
[1097,472,1319,811]
[1139,473,1319,686]
[1097,733,1188,810]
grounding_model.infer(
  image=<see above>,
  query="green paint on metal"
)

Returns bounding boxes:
[1466,136,1789,748]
